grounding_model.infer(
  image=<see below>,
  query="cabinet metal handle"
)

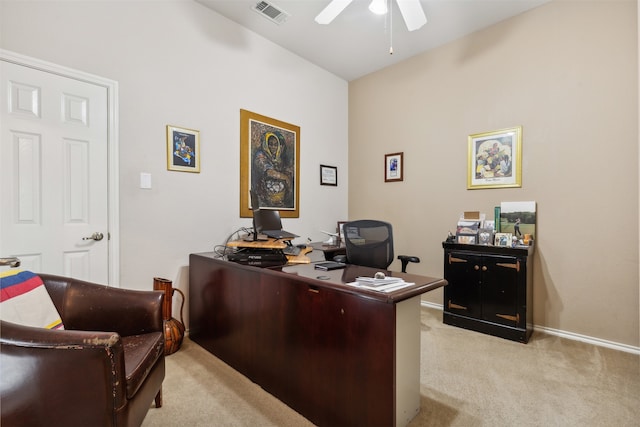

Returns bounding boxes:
[449,254,467,264]
[497,261,520,272]
[482,266,487,271]
[448,300,467,310]
[497,313,519,323]
[474,265,480,270]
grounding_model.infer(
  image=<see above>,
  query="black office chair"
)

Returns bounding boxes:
[335,220,420,273]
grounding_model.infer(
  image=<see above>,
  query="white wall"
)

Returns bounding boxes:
[0,1,349,319]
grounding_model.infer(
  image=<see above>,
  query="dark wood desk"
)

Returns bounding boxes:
[189,253,446,427]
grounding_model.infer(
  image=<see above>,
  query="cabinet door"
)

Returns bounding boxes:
[481,255,520,327]
[304,285,395,427]
[444,251,482,318]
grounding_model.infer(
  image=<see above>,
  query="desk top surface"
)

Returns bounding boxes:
[192,252,446,303]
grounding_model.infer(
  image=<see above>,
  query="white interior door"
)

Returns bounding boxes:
[0,56,114,284]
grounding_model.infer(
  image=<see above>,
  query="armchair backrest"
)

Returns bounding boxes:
[343,220,394,270]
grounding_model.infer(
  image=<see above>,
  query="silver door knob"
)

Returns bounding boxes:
[82,232,104,241]
[0,257,21,267]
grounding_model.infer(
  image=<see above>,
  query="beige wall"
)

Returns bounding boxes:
[349,0,639,347]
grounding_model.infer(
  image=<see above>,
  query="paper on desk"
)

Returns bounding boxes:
[355,276,403,287]
[347,280,415,293]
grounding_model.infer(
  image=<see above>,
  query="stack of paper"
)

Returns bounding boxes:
[355,276,403,287]
[350,277,415,292]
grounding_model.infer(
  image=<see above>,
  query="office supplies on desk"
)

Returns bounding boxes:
[314,261,346,271]
[227,248,287,267]
[355,276,404,287]
[282,245,301,256]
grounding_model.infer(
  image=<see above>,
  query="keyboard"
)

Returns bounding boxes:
[282,245,301,256]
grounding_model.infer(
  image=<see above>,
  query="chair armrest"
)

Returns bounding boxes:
[0,320,127,425]
[397,255,420,273]
[61,281,164,337]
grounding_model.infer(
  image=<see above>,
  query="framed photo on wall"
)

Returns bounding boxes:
[166,125,200,173]
[320,165,337,186]
[240,109,300,218]
[468,126,522,189]
[384,152,403,182]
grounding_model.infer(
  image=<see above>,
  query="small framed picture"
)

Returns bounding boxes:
[478,228,494,245]
[337,221,348,243]
[167,125,200,173]
[494,232,513,247]
[457,234,477,244]
[385,152,403,182]
[320,164,337,186]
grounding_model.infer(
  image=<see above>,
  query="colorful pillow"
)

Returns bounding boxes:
[0,270,64,330]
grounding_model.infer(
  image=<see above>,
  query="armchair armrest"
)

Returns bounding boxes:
[0,320,127,425]
[59,279,164,337]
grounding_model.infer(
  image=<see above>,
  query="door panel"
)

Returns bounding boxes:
[481,255,519,326]
[445,251,482,317]
[1,59,109,282]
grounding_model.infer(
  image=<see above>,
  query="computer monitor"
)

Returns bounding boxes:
[250,189,260,211]
[248,189,282,241]
[254,209,283,235]
[248,189,298,241]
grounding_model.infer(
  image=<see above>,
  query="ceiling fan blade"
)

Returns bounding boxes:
[396,0,427,31]
[315,0,354,25]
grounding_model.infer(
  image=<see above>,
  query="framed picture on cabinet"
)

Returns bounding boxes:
[494,232,513,247]
[166,125,200,173]
[384,152,403,182]
[468,126,522,189]
[457,234,477,245]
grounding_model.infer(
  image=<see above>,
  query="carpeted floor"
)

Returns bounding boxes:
[142,306,639,426]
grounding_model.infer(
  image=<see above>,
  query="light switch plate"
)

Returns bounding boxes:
[140,173,152,189]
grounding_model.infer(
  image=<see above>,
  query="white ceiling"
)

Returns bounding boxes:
[196,0,550,81]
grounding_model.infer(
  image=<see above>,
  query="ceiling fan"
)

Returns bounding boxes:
[315,0,427,31]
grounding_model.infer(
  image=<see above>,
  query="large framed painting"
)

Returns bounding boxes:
[468,126,522,189]
[240,109,300,218]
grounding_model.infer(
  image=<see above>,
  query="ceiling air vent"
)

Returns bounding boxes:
[252,1,289,25]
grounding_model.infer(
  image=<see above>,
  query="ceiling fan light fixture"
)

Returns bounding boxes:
[315,0,354,25]
[396,0,427,31]
[368,0,388,15]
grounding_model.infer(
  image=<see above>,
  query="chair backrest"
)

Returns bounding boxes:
[343,220,394,269]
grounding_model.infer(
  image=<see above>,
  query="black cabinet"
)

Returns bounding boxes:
[442,242,533,343]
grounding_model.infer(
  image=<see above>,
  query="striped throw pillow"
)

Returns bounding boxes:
[0,270,64,330]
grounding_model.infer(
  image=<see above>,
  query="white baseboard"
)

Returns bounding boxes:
[420,301,640,355]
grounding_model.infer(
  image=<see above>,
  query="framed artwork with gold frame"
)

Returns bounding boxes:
[468,126,522,189]
[240,109,300,218]
[166,125,200,173]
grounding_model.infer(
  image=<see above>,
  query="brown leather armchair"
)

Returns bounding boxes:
[0,274,165,427]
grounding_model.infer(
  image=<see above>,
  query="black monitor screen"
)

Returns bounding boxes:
[253,209,282,233]
[250,189,260,211]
